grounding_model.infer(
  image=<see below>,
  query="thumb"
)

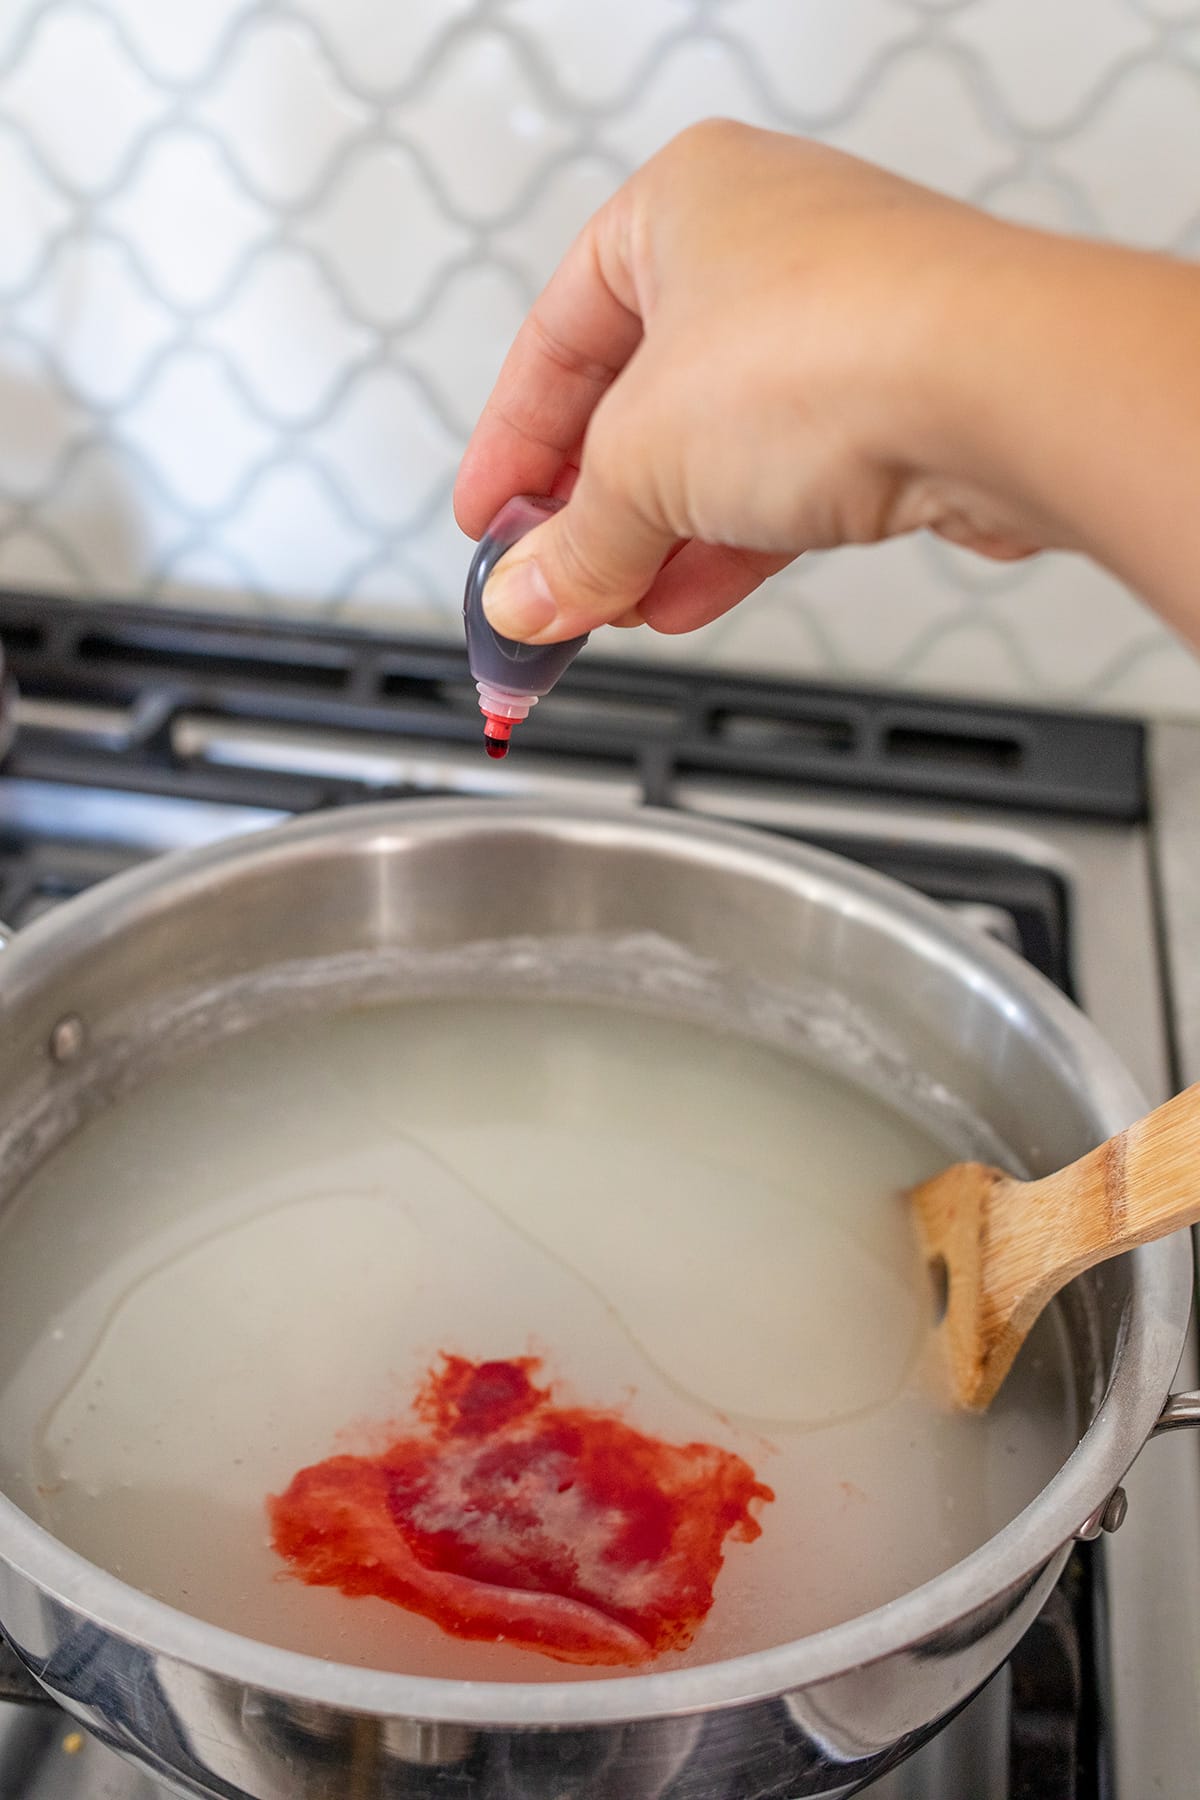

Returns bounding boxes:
[481,398,676,645]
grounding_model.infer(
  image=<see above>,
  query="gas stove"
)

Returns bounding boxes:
[0,594,1197,1800]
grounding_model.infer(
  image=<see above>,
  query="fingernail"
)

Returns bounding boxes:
[482,558,558,641]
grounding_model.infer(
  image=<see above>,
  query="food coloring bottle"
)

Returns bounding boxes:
[463,495,589,757]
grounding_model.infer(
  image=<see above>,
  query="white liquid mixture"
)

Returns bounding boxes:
[0,997,1077,1680]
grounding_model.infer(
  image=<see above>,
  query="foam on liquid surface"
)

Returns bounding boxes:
[0,998,1077,1679]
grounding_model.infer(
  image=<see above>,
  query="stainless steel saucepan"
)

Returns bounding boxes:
[0,801,1195,1800]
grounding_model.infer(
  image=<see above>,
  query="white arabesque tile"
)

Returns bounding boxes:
[866,612,1036,703]
[599,37,774,167]
[922,534,1046,597]
[975,553,1170,697]
[1169,26,1200,117]
[103,130,267,309]
[980,175,1089,234]
[400,503,477,607]
[403,263,528,434]
[101,0,252,84]
[308,367,459,531]
[296,145,469,325]
[2,9,164,193]
[399,31,574,221]
[489,153,622,294]
[12,240,178,407]
[672,578,844,676]
[116,349,277,513]
[0,337,86,495]
[0,0,48,65]
[203,249,372,423]
[219,462,376,602]
[718,0,916,122]
[194,18,370,205]
[503,0,693,107]
[31,437,181,587]
[946,0,1152,134]
[0,131,72,291]
[781,537,978,679]
[1094,633,1200,714]
[154,541,275,613]
[1135,0,1200,20]
[1050,61,1200,246]
[828,48,1009,198]
[0,523,83,591]
[0,0,1199,716]
[293,0,477,97]
[338,545,450,616]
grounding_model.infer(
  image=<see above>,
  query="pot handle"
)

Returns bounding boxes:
[1153,1392,1200,1435]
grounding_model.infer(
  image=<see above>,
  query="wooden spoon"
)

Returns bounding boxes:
[909,1082,1200,1411]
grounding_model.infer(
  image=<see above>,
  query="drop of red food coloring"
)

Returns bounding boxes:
[482,713,513,759]
[268,1354,773,1667]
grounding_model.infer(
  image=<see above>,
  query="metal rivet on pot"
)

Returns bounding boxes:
[49,1015,85,1064]
[1077,1485,1129,1541]
[1100,1486,1128,1534]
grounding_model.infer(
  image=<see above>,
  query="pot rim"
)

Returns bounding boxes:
[0,799,1188,1725]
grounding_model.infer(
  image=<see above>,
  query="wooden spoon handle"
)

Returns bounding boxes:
[990,1081,1200,1311]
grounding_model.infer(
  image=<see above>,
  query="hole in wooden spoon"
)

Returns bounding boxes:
[928,1253,949,1324]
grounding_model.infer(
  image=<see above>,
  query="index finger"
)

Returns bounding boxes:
[453,192,644,538]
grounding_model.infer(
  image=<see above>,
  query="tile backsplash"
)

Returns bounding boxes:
[2,0,1200,714]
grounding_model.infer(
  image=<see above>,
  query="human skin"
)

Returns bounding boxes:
[453,119,1200,653]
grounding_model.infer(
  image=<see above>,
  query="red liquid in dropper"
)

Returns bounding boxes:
[482,713,513,759]
[268,1354,773,1667]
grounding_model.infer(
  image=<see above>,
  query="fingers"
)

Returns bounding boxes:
[480,462,678,644]
[633,540,792,633]
[930,521,1042,561]
[479,321,797,645]
[605,542,791,633]
[482,499,791,647]
[454,194,642,539]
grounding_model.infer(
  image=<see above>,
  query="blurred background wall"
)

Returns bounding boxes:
[1,0,1198,711]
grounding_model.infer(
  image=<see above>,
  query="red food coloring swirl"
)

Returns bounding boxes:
[268,1355,773,1667]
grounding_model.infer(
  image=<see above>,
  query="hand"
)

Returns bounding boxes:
[453,121,1052,647]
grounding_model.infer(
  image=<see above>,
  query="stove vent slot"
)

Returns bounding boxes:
[0,622,45,653]
[539,691,679,735]
[381,671,466,706]
[884,724,1023,771]
[76,632,350,691]
[711,709,855,754]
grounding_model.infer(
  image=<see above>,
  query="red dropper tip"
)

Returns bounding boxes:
[482,713,514,760]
